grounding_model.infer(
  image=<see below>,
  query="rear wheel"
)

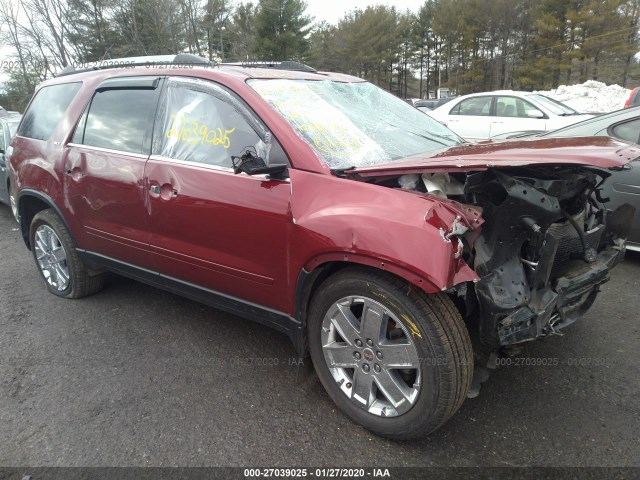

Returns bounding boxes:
[308,267,473,439]
[30,209,105,298]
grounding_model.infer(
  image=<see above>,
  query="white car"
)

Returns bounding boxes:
[429,90,593,141]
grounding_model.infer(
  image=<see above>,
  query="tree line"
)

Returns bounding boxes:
[1,0,639,111]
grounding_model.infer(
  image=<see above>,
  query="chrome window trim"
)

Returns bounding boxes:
[148,154,290,182]
[66,143,150,159]
[149,154,234,172]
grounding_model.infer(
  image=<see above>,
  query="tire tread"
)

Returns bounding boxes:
[309,266,473,439]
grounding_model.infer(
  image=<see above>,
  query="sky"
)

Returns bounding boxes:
[0,1,424,89]
[305,0,422,25]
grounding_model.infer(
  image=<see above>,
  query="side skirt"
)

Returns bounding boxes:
[76,249,303,352]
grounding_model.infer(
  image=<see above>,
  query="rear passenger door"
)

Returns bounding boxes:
[144,77,292,313]
[446,96,493,141]
[64,77,162,269]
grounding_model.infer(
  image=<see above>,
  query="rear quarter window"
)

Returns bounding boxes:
[610,118,640,144]
[18,82,82,141]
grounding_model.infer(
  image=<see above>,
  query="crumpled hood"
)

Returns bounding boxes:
[348,136,640,177]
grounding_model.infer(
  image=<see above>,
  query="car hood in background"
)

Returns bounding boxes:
[348,136,639,177]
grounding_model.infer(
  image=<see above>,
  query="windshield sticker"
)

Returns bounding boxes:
[166,114,235,149]
[157,79,269,168]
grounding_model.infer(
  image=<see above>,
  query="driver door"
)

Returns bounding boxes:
[490,96,547,137]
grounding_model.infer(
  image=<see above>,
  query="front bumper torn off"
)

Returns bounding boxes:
[497,244,625,345]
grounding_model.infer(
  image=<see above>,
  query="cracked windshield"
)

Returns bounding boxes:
[249,79,462,169]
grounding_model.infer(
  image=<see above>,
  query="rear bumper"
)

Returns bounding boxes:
[497,243,625,345]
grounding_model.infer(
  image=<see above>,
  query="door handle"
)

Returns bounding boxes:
[149,183,178,198]
[65,167,83,180]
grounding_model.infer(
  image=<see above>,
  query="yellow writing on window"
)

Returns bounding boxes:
[166,114,235,149]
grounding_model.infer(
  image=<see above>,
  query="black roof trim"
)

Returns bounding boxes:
[220,61,316,72]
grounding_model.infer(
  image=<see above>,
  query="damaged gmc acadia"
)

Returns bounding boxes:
[8,56,637,439]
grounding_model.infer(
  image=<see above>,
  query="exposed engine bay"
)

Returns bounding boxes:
[388,166,635,351]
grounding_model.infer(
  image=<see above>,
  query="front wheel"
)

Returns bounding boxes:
[308,267,473,439]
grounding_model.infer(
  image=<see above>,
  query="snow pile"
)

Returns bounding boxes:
[537,80,630,114]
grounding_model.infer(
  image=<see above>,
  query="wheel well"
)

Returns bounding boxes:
[296,262,348,322]
[295,261,418,356]
[18,195,51,249]
[295,261,475,358]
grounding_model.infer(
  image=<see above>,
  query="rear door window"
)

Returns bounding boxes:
[18,82,82,141]
[75,86,160,154]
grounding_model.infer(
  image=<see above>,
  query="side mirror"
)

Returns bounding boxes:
[527,110,544,119]
[232,150,287,176]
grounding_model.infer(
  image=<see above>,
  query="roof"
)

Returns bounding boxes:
[51,54,363,84]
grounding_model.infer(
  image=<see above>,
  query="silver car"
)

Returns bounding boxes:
[494,107,640,251]
[0,115,22,219]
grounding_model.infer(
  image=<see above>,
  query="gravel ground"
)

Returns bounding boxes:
[0,205,638,468]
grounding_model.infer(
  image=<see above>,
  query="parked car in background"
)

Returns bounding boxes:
[0,114,22,219]
[429,90,593,141]
[404,98,422,106]
[624,87,640,108]
[490,106,640,251]
[415,97,455,111]
[8,55,636,439]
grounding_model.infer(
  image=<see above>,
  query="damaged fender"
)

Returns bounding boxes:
[287,169,482,297]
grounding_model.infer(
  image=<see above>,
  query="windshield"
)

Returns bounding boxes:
[248,79,462,169]
[527,94,579,116]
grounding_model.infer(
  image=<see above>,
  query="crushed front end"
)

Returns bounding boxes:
[464,166,634,348]
[351,158,636,352]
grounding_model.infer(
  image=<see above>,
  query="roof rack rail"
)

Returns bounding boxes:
[56,54,215,77]
[220,60,316,72]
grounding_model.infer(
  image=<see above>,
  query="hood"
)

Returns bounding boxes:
[348,136,639,178]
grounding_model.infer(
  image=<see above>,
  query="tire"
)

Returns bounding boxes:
[29,208,105,299]
[308,267,473,439]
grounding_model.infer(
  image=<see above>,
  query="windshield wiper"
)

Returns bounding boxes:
[408,130,454,148]
[330,165,356,177]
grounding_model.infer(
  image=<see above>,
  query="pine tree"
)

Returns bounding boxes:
[254,0,312,60]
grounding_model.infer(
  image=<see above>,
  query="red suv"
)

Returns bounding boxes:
[8,55,637,439]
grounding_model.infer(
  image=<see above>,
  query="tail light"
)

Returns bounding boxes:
[624,87,638,108]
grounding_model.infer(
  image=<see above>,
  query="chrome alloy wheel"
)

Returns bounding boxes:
[34,225,70,291]
[321,296,421,417]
